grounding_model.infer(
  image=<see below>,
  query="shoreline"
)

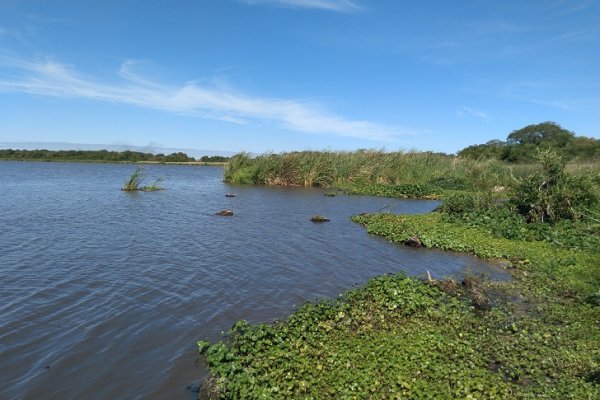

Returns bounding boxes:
[199,211,600,398]
[0,158,226,166]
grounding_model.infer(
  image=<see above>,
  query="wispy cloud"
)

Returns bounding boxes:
[241,0,361,13]
[0,57,405,141]
[457,106,489,120]
[498,80,572,111]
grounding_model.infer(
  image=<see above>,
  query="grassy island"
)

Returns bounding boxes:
[199,123,600,399]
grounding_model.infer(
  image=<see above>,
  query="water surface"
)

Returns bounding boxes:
[0,161,507,399]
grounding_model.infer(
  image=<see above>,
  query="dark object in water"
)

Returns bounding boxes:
[403,236,422,247]
[225,193,236,197]
[324,192,336,197]
[216,209,234,216]
[311,215,330,223]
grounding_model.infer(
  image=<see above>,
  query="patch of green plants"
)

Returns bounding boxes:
[341,182,442,199]
[199,259,600,398]
[122,167,164,191]
[509,150,599,223]
[436,151,600,252]
[222,150,518,194]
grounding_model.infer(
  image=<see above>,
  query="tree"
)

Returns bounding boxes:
[506,121,574,147]
[458,139,506,160]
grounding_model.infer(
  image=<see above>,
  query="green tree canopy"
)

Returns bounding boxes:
[458,121,598,163]
[506,121,575,147]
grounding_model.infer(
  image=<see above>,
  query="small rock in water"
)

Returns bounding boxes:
[310,215,330,223]
[216,209,234,216]
[185,383,201,393]
[403,236,422,247]
[225,193,236,197]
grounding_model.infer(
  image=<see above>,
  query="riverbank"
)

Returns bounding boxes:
[199,150,600,398]
[199,211,600,399]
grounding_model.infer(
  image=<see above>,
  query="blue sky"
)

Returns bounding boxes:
[1,0,599,156]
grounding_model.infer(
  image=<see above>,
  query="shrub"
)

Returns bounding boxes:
[510,150,599,223]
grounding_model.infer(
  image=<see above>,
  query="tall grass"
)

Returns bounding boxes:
[122,167,164,191]
[123,167,145,191]
[223,150,521,191]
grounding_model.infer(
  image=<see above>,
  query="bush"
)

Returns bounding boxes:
[510,150,599,223]
[438,193,477,214]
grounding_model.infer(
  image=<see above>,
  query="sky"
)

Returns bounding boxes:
[0,0,599,156]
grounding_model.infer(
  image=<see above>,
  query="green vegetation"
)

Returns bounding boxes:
[0,148,195,163]
[200,142,600,399]
[222,123,598,202]
[122,167,164,191]
[223,150,519,198]
[458,121,600,163]
[200,155,230,163]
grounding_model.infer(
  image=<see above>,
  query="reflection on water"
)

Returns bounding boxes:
[0,161,508,399]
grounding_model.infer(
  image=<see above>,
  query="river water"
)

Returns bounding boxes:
[0,161,507,399]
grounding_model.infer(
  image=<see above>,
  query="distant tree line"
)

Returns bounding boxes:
[0,149,195,162]
[458,122,600,163]
[199,155,230,162]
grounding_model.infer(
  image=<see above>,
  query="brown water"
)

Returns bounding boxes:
[0,161,508,399]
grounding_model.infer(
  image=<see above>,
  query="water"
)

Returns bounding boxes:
[0,161,508,399]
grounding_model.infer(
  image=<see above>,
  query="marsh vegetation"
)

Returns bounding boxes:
[201,122,600,399]
[201,153,600,398]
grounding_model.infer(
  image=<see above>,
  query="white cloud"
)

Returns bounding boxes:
[457,106,490,120]
[0,57,406,141]
[241,0,361,12]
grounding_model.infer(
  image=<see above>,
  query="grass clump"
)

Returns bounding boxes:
[122,167,164,191]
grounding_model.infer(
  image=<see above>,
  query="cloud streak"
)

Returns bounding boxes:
[241,0,361,13]
[0,57,404,141]
[457,106,489,120]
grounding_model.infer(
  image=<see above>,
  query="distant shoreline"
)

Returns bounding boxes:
[0,158,226,166]
[0,148,231,165]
